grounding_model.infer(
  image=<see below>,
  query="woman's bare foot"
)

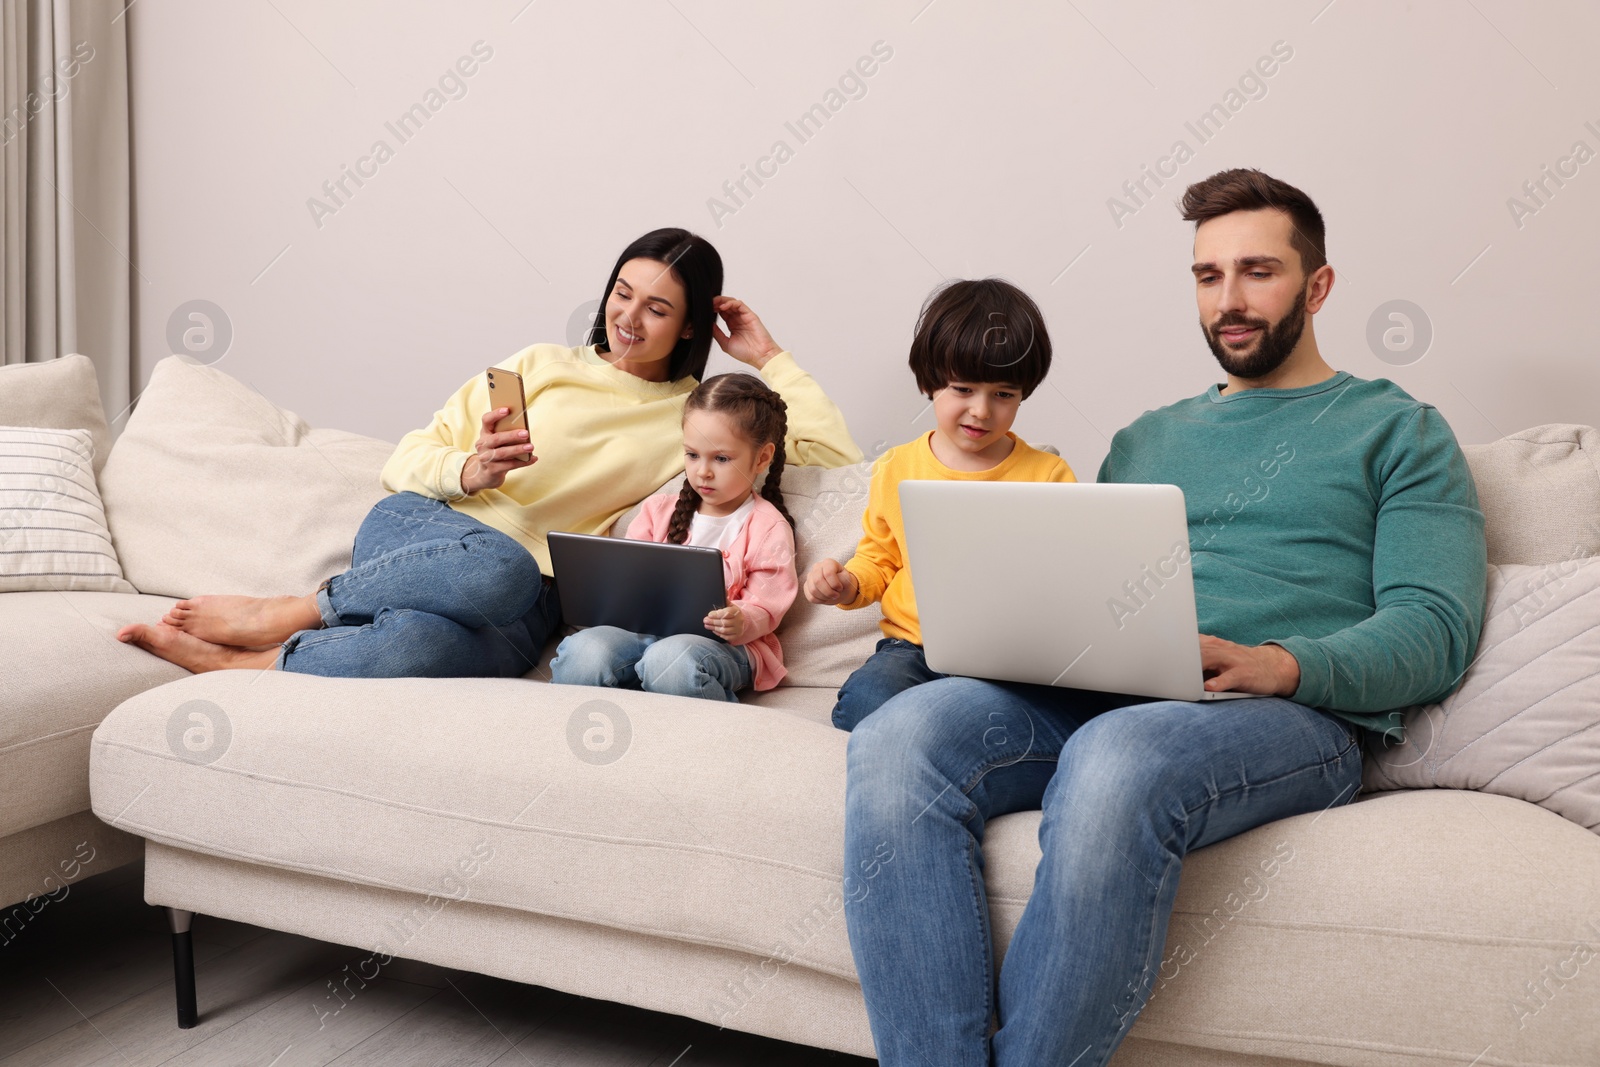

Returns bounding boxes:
[117,622,278,674]
[162,594,321,647]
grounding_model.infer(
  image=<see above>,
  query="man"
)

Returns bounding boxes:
[841,168,1486,1066]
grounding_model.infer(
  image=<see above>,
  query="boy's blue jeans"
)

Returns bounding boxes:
[843,676,1364,1067]
[549,625,753,703]
[831,636,947,731]
[277,492,561,678]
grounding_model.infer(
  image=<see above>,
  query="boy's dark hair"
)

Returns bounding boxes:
[907,278,1052,399]
[666,373,796,545]
[1180,168,1326,275]
[588,227,723,382]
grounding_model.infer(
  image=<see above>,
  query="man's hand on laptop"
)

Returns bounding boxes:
[1198,636,1301,697]
[804,559,859,606]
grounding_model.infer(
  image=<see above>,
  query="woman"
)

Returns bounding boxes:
[117,228,861,677]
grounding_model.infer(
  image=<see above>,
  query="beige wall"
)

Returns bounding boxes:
[127,1,1600,472]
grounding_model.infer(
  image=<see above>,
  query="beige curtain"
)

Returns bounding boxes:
[0,0,130,423]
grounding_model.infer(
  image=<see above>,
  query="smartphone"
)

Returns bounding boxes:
[485,368,527,435]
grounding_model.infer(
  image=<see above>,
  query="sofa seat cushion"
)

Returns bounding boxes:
[741,684,835,728]
[92,674,1600,1066]
[1,591,185,837]
[1093,790,1600,1065]
[93,672,864,976]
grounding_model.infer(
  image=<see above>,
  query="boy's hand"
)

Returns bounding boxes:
[805,559,858,606]
[705,604,745,641]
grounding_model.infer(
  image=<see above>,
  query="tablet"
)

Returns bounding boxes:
[547,531,728,640]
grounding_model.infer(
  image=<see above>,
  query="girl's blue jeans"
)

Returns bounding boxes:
[277,492,561,678]
[549,625,753,703]
[843,675,1364,1067]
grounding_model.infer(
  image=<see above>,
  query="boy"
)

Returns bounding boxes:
[804,278,1075,731]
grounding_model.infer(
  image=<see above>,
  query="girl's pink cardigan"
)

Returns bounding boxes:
[625,494,799,690]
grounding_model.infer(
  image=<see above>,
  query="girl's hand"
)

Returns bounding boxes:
[461,408,536,494]
[804,559,859,606]
[711,296,783,370]
[705,604,746,641]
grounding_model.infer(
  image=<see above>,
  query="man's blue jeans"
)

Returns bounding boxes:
[832,637,947,732]
[549,625,753,703]
[842,676,1364,1067]
[277,492,561,678]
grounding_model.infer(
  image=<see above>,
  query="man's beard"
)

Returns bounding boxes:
[1201,289,1307,380]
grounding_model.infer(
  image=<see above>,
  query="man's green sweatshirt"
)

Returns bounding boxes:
[1098,371,1487,739]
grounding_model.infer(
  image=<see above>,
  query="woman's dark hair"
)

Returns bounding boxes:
[1180,168,1326,275]
[665,373,795,545]
[588,228,724,382]
[907,278,1053,400]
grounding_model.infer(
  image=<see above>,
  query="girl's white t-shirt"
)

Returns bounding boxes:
[686,495,756,553]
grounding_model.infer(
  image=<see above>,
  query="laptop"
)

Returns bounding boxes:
[547,531,727,640]
[899,481,1251,701]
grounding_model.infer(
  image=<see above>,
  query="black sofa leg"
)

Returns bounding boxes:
[166,907,197,1028]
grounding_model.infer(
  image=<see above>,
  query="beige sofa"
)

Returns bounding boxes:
[5,353,1598,1065]
[0,355,163,921]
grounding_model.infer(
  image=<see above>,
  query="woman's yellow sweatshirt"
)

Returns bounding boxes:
[379,344,861,575]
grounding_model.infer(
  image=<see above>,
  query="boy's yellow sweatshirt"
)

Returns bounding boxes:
[380,344,861,575]
[841,432,1075,644]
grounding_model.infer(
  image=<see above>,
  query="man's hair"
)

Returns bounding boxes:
[908,278,1052,399]
[1180,169,1326,275]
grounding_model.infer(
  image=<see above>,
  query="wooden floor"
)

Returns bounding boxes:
[0,862,875,1066]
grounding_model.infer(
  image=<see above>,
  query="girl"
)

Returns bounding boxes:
[118,229,858,678]
[549,374,799,702]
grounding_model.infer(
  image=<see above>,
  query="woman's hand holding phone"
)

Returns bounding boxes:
[461,407,536,494]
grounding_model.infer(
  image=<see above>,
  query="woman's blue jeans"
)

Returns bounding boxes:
[277,492,561,678]
[549,625,753,703]
[842,676,1364,1067]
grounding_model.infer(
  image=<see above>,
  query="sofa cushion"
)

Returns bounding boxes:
[93,672,862,978]
[0,427,135,593]
[0,354,113,475]
[91,673,1600,1066]
[0,591,185,838]
[741,684,835,728]
[98,357,395,598]
[1463,423,1600,566]
[610,462,885,691]
[1363,557,1600,833]
[777,462,890,689]
[1102,790,1600,1066]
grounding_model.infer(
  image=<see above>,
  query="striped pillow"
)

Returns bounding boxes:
[0,427,134,593]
